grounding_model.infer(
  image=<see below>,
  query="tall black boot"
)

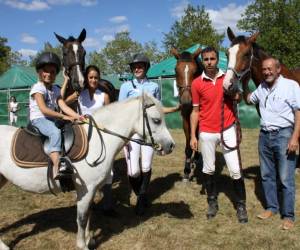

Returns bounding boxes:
[135,170,152,215]
[233,178,248,223]
[204,173,218,219]
[101,184,118,217]
[128,175,142,196]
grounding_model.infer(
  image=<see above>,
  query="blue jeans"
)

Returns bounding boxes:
[258,127,296,221]
[31,117,61,153]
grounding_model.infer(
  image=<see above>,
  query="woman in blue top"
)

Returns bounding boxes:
[119,53,178,215]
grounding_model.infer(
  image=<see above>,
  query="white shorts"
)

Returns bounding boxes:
[199,125,242,179]
[123,134,154,177]
[9,112,17,124]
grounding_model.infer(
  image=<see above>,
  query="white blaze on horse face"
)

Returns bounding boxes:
[72,44,85,88]
[224,44,239,90]
[184,64,189,87]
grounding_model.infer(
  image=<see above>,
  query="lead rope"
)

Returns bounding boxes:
[220,95,243,177]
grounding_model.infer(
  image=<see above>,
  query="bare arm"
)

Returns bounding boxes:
[287,110,300,154]
[34,93,65,119]
[190,106,199,151]
[242,80,252,105]
[57,98,81,120]
[163,104,180,114]
[104,93,110,105]
[64,91,79,105]
[60,69,69,100]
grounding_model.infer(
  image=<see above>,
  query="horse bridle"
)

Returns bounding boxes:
[227,47,255,83]
[84,98,161,167]
[62,46,85,92]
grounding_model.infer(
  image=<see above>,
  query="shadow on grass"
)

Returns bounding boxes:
[0,157,192,249]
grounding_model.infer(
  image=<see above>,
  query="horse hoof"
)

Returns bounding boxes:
[182,174,190,182]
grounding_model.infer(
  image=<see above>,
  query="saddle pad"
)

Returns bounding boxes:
[11,124,88,168]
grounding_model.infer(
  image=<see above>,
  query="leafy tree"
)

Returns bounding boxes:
[29,42,62,67]
[163,4,224,52]
[238,0,300,68]
[87,51,109,75]
[8,51,28,66]
[0,37,12,75]
[102,31,142,75]
[142,41,167,65]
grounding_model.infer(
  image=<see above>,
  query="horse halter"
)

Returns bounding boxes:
[227,46,254,83]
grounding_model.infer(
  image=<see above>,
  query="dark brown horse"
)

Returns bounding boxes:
[171,47,203,181]
[55,29,86,111]
[224,27,300,168]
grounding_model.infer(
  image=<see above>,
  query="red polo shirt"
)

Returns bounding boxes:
[191,70,236,133]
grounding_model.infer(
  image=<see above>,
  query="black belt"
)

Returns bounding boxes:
[261,127,292,133]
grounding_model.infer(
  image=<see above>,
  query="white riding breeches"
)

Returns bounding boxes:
[199,125,242,179]
[123,134,154,177]
[9,112,17,124]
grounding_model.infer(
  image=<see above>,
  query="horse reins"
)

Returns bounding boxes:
[81,100,161,167]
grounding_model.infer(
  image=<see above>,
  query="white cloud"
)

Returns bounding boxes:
[102,35,114,42]
[170,0,189,18]
[36,19,44,24]
[2,0,97,10]
[109,16,127,24]
[3,0,50,11]
[208,3,247,33]
[146,23,152,28]
[83,37,100,48]
[18,48,37,57]
[21,33,38,44]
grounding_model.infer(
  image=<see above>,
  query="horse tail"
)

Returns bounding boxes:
[0,174,7,190]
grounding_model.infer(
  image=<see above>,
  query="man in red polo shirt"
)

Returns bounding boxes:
[190,46,248,223]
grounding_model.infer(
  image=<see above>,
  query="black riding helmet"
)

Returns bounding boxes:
[129,53,150,72]
[35,52,61,74]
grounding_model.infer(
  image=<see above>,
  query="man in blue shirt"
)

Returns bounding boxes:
[243,57,300,230]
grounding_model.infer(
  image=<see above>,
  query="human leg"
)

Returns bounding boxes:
[274,127,296,222]
[200,132,219,219]
[258,130,279,214]
[222,126,248,223]
[32,118,62,178]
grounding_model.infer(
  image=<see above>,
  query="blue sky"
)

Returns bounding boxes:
[0,0,250,59]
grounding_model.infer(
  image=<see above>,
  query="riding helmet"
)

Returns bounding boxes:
[35,52,61,74]
[129,53,150,72]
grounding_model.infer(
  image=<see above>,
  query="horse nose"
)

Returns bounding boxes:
[169,142,175,152]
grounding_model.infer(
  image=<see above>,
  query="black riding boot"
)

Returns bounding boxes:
[135,170,152,216]
[204,173,218,219]
[101,184,117,217]
[128,175,142,196]
[233,178,248,223]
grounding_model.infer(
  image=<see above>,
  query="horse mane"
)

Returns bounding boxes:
[67,36,76,42]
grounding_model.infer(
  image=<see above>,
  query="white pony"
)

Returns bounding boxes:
[0,93,175,250]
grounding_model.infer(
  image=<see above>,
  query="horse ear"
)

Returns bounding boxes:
[54,32,66,44]
[227,27,236,42]
[78,29,86,43]
[193,47,202,59]
[170,48,180,59]
[248,31,259,43]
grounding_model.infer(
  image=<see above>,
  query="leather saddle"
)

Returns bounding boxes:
[11,122,88,168]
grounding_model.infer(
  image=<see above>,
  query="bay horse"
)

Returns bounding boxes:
[54,29,86,111]
[0,93,175,250]
[223,27,300,167]
[171,47,203,181]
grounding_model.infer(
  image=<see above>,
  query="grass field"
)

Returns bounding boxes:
[0,129,300,250]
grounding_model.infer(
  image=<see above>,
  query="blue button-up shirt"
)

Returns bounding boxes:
[250,75,300,131]
[118,78,161,101]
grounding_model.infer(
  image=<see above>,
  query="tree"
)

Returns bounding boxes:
[163,4,224,52]
[142,41,167,65]
[102,31,142,75]
[29,42,63,67]
[0,37,12,75]
[237,0,300,68]
[8,51,28,67]
[86,51,109,75]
